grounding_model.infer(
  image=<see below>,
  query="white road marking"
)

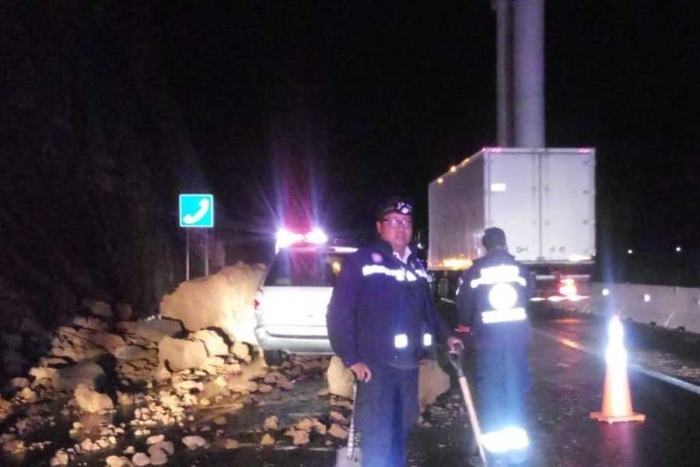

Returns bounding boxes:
[534,327,700,396]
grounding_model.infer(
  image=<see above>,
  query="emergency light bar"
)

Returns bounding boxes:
[305,227,328,245]
[275,227,329,252]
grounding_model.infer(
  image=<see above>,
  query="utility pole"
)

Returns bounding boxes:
[492,0,545,148]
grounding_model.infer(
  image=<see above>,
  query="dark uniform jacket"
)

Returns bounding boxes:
[457,249,532,349]
[327,240,450,369]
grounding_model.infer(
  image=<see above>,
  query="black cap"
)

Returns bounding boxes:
[376,196,413,220]
[482,227,507,250]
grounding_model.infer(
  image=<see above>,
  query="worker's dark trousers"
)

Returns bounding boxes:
[356,363,419,467]
[475,342,530,435]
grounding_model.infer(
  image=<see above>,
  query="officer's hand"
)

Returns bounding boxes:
[350,362,372,382]
[446,335,464,353]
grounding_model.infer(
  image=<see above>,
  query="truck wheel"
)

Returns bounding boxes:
[263,350,284,367]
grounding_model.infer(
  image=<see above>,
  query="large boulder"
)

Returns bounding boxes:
[30,361,106,392]
[0,398,12,423]
[115,303,133,321]
[326,356,355,399]
[159,262,265,343]
[113,345,156,361]
[91,333,127,354]
[158,337,208,372]
[191,330,229,356]
[80,299,113,318]
[49,325,108,363]
[324,358,451,412]
[74,383,114,413]
[418,359,450,412]
[123,319,183,343]
[72,316,109,332]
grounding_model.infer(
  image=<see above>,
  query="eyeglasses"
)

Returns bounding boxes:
[381,218,413,229]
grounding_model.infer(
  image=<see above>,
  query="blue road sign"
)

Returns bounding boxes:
[179,194,214,228]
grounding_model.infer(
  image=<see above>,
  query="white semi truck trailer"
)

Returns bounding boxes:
[428,147,596,301]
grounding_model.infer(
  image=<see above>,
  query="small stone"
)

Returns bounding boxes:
[81,299,113,318]
[182,435,207,450]
[263,415,279,430]
[228,380,258,393]
[224,438,239,450]
[295,418,315,432]
[132,452,151,466]
[146,435,164,445]
[313,420,328,435]
[149,441,174,456]
[80,438,95,452]
[10,377,30,390]
[293,430,310,445]
[214,376,227,387]
[50,449,70,466]
[106,455,132,467]
[149,449,168,466]
[116,303,133,321]
[18,387,38,403]
[174,380,204,392]
[278,379,294,390]
[330,411,348,423]
[329,423,349,439]
[213,416,227,426]
[264,371,282,383]
[260,433,275,446]
[225,362,242,374]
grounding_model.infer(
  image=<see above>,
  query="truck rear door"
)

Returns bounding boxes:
[540,149,595,262]
[485,149,540,262]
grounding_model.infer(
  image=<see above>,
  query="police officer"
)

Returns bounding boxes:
[327,197,462,467]
[456,227,531,465]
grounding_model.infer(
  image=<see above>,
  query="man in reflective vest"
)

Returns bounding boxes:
[328,197,462,467]
[457,227,532,465]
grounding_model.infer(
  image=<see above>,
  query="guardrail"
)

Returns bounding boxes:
[572,283,700,334]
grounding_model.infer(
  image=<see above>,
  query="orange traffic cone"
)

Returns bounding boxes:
[591,315,645,424]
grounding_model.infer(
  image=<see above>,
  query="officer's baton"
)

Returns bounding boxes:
[448,349,488,466]
[347,379,358,459]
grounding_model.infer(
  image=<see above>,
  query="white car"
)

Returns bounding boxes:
[254,228,357,366]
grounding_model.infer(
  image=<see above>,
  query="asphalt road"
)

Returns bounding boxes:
[210,302,700,467]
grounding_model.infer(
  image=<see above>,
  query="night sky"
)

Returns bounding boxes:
[152,1,700,254]
[4,1,700,265]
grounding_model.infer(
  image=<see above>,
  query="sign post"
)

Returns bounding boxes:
[178,194,215,280]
